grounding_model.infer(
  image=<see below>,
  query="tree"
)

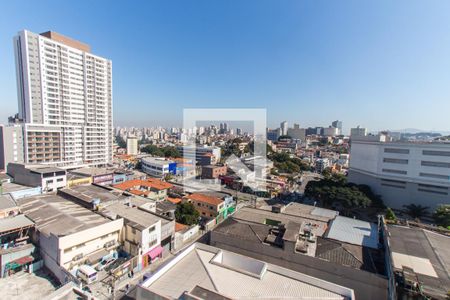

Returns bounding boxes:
[115,135,126,148]
[270,152,312,174]
[175,202,200,225]
[141,145,181,158]
[385,207,397,221]
[433,204,450,228]
[403,204,429,220]
[304,175,378,213]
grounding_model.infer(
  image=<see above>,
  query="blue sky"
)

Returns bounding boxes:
[1,1,450,133]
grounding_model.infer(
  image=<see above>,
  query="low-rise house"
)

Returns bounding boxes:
[100,203,166,269]
[17,194,123,283]
[113,178,173,202]
[7,163,66,192]
[201,165,227,179]
[173,223,199,251]
[183,193,225,219]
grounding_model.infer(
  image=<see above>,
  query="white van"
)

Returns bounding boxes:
[77,265,97,284]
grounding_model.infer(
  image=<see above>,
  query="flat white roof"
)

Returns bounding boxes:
[326,216,379,249]
[139,243,354,300]
[141,157,174,166]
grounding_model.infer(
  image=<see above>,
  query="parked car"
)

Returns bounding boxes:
[95,257,115,271]
[105,257,128,273]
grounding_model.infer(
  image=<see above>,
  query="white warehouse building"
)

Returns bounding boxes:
[348,139,450,210]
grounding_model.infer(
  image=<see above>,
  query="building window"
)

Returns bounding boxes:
[381,183,406,189]
[383,158,408,164]
[149,226,155,233]
[417,183,448,190]
[384,148,410,154]
[57,178,64,182]
[382,168,407,175]
[422,150,450,157]
[418,189,448,195]
[381,178,406,184]
[46,179,53,184]
[149,239,157,247]
[421,161,450,168]
[419,173,450,180]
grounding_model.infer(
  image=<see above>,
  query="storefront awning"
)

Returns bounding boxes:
[147,245,163,260]
[6,255,34,269]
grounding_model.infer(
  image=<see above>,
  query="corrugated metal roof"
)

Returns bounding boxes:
[311,207,339,219]
[325,216,379,249]
[0,214,34,232]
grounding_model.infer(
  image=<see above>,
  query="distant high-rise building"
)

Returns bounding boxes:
[323,127,339,137]
[350,126,367,138]
[332,120,343,134]
[287,124,306,141]
[280,121,288,136]
[236,128,242,136]
[13,30,113,168]
[127,136,138,155]
[267,128,281,141]
[223,123,229,133]
[305,127,323,136]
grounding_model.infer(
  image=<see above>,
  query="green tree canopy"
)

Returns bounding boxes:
[115,135,126,148]
[403,204,429,220]
[385,207,397,221]
[175,202,200,225]
[304,175,382,213]
[141,145,181,158]
[433,204,450,228]
[270,152,312,174]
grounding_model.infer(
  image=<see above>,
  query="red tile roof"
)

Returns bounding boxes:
[146,178,173,190]
[167,197,182,204]
[175,222,187,232]
[185,193,223,206]
[129,189,149,196]
[113,178,173,192]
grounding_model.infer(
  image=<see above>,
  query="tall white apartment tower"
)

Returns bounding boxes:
[13,30,113,168]
[280,121,288,136]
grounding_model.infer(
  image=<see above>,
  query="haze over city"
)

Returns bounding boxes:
[1,1,450,132]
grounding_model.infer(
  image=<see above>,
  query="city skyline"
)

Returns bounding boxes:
[1,1,450,132]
